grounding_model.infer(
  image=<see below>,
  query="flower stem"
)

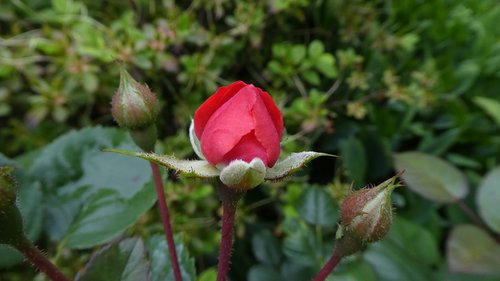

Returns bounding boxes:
[150,162,183,281]
[216,185,245,281]
[15,240,69,281]
[311,254,342,281]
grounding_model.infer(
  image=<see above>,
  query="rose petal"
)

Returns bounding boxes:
[222,132,269,166]
[200,86,256,165]
[194,81,247,138]
[257,88,284,138]
[251,87,281,167]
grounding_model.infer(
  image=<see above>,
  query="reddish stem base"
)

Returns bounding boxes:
[216,202,237,281]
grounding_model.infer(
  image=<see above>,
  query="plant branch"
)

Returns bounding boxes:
[150,163,183,281]
[311,254,342,281]
[15,240,70,281]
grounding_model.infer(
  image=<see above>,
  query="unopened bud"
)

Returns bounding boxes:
[111,68,160,130]
[335,174,401,257]
[0,167,27,246]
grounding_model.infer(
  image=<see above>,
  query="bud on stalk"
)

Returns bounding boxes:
[111,68,160,151]
[335,174,401,257]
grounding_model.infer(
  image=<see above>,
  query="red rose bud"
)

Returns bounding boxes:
[111,68,160,131]
[335,174,402,257]
[193,81,283,168]
[0,167,27,246]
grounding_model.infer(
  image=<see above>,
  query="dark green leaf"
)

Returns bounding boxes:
[252,230,282,266]
[146,234,196,281]
[76,237,150,281]
[339,137,367,185]
[296,186,338,228]
[364,217,440,281]
[248,265,285,281]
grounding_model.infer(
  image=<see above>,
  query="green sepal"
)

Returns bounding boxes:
[265,152,335,181]
[103,149,220,178]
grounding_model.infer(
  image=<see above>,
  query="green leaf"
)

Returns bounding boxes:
[198,268,216,281]
[104,149,220,178]
[394,151,468,203]
[364,217,440,281]
[296,186,338,228]
[447,225,500,275]
[477,167,500,233]
[252,230,282,266]
[265,152,334,181]
[474,96,500,126]
[248,265,285,281]
[28,127,156,248]
[146,234,196,281]
[339,137,366,185]
[75,237,150,281]
[308,40,325,58]
[283,224,332,266]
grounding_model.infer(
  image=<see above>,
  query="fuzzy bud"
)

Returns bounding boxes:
[111,68,160,131]
[334,174,401,257]
[0,167,27,246]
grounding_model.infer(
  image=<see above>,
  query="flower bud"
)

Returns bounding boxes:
[334,175,401,257]
[219,158,266,190]
[0,167,27,246]
[111,68,160,131]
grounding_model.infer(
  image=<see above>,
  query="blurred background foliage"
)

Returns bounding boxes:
[1,0,500,280]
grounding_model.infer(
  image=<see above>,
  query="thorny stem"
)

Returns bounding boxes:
[150,163,183,281]
[311,254,342,281]
[216,185,244,281]
[15,239,70,281]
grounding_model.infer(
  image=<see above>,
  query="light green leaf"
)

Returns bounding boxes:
[76,237,150,281]
[394,151,468,203]
[104,149,220,178]
[477,167,500,233]
[146,234,196,281]
[447,225,500,275]
[28,127,156,248]
[265,152,334,181]
[473,96,500,126]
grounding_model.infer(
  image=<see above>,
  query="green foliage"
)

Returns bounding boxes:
[1,0,500,279]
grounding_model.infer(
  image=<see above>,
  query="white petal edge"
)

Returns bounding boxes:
[189,119,205,160]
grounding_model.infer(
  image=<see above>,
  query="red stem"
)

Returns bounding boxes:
[15,241,70,281]
[312,254,342,281]
[150,163,183,281]
[216,201,237,281]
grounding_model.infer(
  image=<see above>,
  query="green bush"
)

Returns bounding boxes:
[1,0,500,280]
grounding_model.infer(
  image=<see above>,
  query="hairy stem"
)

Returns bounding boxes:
[216,185,245,281]
[311,254,342,281]
[216,202,237,281]
[15,240,69,281]
[150,163,183,281]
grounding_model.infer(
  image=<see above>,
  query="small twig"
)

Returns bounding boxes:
[150,163,183,281]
